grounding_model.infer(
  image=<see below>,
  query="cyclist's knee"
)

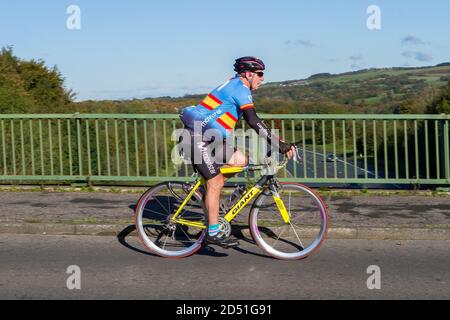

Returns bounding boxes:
[207,174,225,191]
[228,151,248,167]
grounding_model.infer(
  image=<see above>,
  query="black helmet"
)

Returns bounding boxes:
[234,56,266,73]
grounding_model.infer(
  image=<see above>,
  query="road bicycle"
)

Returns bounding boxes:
[134,147,329,260]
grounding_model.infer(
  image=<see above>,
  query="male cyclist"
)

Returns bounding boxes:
[180,57,295,248]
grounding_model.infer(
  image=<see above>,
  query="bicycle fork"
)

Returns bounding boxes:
[269,184,291,224]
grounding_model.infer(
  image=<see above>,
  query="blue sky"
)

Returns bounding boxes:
[1,0,449,101]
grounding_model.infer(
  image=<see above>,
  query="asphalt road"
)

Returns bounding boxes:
[1,234,448,300]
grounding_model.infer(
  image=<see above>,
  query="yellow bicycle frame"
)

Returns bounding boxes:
[170,180,205,228]
[223,186,262,222]
[170,166,290,229]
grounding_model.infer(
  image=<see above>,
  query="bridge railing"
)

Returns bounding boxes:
[0,113,449,187]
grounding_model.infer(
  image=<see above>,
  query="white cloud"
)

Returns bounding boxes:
[402,51,433,62]
[285,39,318,48]
[350,54,364,61]
[401,35,429,46]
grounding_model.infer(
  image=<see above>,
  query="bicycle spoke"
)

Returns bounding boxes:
[290,216,303,226]
[178,225,195,244]
[289,222,305,249]
[153,196,171,215]
[143,224,167,237]
[268,206,282,220]
[143,222,167,229]
[288,192,292,219]
[168,195,171,218]
[143,207,170,218]
[289,204,309,224]
[178,209,196,220]
[272,228,285,249]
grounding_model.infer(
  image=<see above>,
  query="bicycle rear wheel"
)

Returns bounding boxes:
[134,182,207,258]
[249,183,329,260]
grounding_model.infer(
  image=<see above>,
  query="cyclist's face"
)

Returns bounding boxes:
[247,70,264,91]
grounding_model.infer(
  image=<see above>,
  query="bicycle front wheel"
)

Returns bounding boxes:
[134,182,207,258]
[249,183,329,260]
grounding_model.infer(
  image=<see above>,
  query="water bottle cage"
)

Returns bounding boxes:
[226,185,246,207]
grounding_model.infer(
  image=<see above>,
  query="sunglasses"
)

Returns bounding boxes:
[253,71,264,77]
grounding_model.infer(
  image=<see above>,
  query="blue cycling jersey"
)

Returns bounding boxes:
[180,76,255,138]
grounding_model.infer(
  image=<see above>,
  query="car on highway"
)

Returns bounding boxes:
[326,153,338,162]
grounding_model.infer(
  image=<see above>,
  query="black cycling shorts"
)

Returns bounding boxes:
[182,128,237,181]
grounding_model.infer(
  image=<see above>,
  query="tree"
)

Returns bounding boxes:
[0,46,74,114]
[426,80,450,114]
[0,47,33,113]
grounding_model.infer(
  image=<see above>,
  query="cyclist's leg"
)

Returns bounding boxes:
[220,142,248,179]
[189,133,225,227]
[204,174,225,226]
[190,136,240,247]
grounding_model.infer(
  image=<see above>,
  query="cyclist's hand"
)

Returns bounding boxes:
[286,145,296,160]
[279,141,295,160]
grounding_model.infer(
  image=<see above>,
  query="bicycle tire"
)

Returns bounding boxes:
[249,183,329,260]
[134,182,207,258]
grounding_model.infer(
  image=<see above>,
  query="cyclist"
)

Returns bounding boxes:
[180,56,295,248]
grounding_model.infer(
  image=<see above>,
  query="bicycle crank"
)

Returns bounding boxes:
[219,217,232,238]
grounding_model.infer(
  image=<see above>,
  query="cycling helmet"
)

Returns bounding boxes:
[234,56,266,73]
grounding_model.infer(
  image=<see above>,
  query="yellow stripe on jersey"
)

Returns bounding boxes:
[219,113,237,129]
[202,95,221,109]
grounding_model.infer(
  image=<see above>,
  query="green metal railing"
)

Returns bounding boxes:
[0,113,449,186]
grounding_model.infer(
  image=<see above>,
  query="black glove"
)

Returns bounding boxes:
[278,140,294,154]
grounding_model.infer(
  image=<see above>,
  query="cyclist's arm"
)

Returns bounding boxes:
[242,108,292,153]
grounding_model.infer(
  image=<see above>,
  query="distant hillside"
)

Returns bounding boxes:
[73,63,450,115]
[265,63,450,87]
[255,63,450,114]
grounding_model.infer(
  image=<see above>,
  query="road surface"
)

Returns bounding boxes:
[1,234,448,300]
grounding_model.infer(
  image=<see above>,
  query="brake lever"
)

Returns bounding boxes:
[293,146,302,163]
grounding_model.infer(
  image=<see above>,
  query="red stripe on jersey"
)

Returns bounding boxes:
[208,94,222,105]
[217,118,232,131]
[200,102,214,110]
[240,103,254,110]
[225,112,238,122]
